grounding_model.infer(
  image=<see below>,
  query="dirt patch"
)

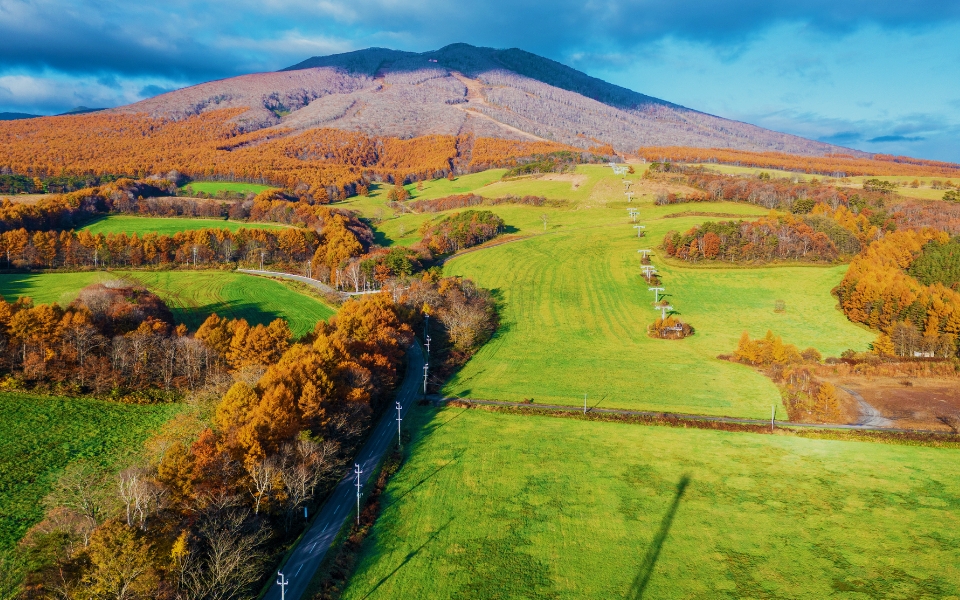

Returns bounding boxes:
[661,211,746,219]
[536,173,588,189]
[825,376,960,432]
[0,194,47,204]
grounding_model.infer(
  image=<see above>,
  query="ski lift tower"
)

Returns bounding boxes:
[628,208,639,222]
[633,225,646,238]
[657,304,674,320]
[648,286,665,303]
[641,265,657,282]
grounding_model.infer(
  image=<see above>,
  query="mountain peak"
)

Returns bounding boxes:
[113,44,859,157]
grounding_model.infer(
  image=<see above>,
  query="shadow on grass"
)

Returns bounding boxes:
[627,475,690,600]
[385,448,464,509]
[359,517,454,600]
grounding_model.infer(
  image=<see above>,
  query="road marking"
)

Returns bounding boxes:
[296,564,303,576]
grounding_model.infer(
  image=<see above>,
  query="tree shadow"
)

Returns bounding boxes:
[360,517,454,599]
[385,449,464,508]
[627,475,690,600]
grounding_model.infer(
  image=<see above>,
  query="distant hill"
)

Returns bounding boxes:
[109,43,859,156]
[59,106,106,116]
[0,112,39,121]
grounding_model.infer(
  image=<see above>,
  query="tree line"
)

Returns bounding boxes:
[835,229,960,358]
[636,147,960,177]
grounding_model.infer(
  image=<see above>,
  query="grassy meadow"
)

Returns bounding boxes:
[79,214,284,235]
[0,271,334,337]
[0,392,183,558]
[354,164,872,418]
[342,407,960,600]
[179,181,277,195]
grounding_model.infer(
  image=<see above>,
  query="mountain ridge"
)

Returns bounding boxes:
[111,43,862,157]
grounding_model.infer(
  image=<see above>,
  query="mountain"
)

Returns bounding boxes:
[112,43,857,156]
[0,112,39,121]
[59,106,106,115]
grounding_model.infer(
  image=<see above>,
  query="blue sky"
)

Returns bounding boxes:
[2,0,959,161]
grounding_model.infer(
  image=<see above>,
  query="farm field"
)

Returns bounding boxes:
[0,270,334,336]
[342,407,960,600]
[179,181,277,195]
[0,392,183,562]
[79,214,284,235]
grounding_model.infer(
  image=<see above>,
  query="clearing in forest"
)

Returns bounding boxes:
[0,270,334,337]
[79,214,284,235]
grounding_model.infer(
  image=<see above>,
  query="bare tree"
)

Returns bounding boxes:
[177,499,269,600]
[245,458,277,516]
[45,461,110,547]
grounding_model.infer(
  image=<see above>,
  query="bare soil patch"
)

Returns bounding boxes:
[825,376,960,432]
[0,194,46,204]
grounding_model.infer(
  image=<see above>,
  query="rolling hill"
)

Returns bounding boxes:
[111,43,855,156]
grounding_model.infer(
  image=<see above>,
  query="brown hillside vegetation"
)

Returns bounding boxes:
[0,110,574,200]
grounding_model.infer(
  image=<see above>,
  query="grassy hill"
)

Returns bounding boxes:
[79,214,284,235]
[341,406,960,599]
[0,270,334,337]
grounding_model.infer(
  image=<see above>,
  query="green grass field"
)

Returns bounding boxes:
[179,181,277,195]
[341,407,960,600]
[0,392,182,557]
[79,214,283,235]
[346,164,876,418]
[0,271,334,337]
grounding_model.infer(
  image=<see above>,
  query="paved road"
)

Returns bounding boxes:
[237,268,347,299]
[264,342,425,600]
[437,397,949,435]
[840,385,894,428]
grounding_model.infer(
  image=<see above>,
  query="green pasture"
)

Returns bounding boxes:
[79,214,283,235]
[179,181,277,196]
[0,391,182,559]
[0,270,334,337]
[441,201,872,418]
[342,407,960,599]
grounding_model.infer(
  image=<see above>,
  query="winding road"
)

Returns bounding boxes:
[262,342,425,600]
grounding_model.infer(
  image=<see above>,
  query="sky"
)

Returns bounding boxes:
[1,0,959,161]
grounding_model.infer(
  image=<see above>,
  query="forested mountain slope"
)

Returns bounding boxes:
[111,43,856,156]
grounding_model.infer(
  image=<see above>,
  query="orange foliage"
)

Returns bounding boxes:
[0,111,582,200]
[470,138,580,167]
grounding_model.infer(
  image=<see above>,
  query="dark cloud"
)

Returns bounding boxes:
[139,84,178,98]
[868,134,926,143]
[2,0,960,81]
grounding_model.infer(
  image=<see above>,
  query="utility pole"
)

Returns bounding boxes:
[306,260,311,279]
[260,251,264,271]
[354,463,363,524]
[192,246,197,267]
[649,287,665,303]
[276,572,288,600]
[396,401,403,448]
[425,335,431,356]
[422,363,429,395]
[583,393,587,415]
[771,405,776,432]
